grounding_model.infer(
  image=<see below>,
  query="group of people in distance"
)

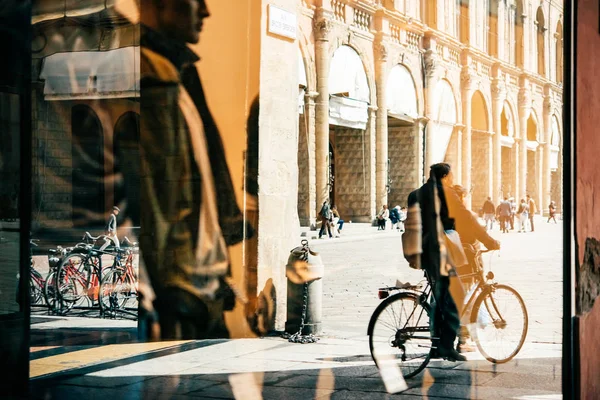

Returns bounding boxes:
[377,204,408,231]
[481,195,559,234]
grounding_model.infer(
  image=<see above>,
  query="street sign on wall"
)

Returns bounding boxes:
[268,5,297,40]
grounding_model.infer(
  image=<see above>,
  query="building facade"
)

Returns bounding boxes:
[295,0,563,227]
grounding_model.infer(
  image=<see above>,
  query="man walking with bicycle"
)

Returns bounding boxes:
[407,163,499,362]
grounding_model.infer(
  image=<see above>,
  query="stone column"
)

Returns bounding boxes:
[496,0,506,61]
[313,15,332,212]
[305,91,319,228]
[521,12,530,71]
[513,139,520,200]
[368,106,378,219]
[542,93,552,215]
[423,34,439,170]
[491,74,505,205]
[461,75,474,209]
[453,124,464,186]
[518,86,530,201]
[415,117,428,187]
[374,38,389,209]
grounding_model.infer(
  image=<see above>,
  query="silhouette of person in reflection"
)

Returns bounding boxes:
[139,0,252,340]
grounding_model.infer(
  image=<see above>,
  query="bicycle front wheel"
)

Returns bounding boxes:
[470,284,528,363]
[368,292,432,379]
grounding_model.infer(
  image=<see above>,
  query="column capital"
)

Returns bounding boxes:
[461,72,475,93]
[374,40,389,62]
[368,105,378,113]
[313,14,334,41]
[305,91,319,99]
[423,49,438,79]
[415,116,430,126]
[518,88,531,109]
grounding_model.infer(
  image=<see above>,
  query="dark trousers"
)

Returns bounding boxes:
[431,276,461,351]
[499,216,510,232]
[377,218,386,230]
[318,216,332,238]
[154,287,229,340]
[529,215,535,231]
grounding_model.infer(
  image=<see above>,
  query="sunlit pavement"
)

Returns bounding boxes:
[27,216,563,399]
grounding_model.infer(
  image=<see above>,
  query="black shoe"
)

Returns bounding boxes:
[437,347,467,362]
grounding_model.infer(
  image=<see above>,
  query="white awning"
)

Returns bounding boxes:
[500,135,515,148]
[526,140,539,151]
[387,65,418,119]
[430,80,457,162]
[329,95,369,130]
[40,46,139,100]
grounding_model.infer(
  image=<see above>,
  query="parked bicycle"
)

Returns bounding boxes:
[98,239,138,317]
[367,247,528,379]
[54,232,110,312]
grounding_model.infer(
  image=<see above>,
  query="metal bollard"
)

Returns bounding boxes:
[285,240,324,336]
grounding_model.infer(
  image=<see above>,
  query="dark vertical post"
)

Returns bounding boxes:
[562,0,575,398]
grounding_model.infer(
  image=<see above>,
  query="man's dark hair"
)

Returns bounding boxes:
[430,163,451,182]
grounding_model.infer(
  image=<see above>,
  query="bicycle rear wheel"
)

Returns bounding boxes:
[99,268,136,315]
[30,270,44,306]
[44,270,74,315]
[57,254,92,306]
[470,284,528,363]
[368,292,432,379]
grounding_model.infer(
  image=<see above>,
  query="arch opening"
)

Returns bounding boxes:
[71,104,104,228]
[113,111,140,227]
[536,7,546,77]
[386,64,420,209]
[470,90,492,209]
[500,102,516,199]
[328,45,371,221]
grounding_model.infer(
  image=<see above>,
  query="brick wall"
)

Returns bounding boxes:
[31,91,73,232]
[444,129,459,175]
[388,125,417,208]
[471,132,490,209]
[501,146,515,198]
[526,150,537,205]
[331,127,371,220]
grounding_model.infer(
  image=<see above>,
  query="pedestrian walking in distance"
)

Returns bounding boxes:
[481,197,495,231]
[318,200,333,239]
[105,206,120,248]
[497,197,512,233]
[526,194,536,232]
[377,204,389,230]
[517,199,529,233]
[548,201,558,223]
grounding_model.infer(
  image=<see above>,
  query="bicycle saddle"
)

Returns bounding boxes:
[83,232,103,241]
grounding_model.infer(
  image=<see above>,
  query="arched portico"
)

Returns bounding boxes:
[430,79,458,167]
[328,45,372,221]
[500,101,518,199]
[550,114,562,210]
[525,111,541,208]
[386,64,420,208]
[470,90,492,209]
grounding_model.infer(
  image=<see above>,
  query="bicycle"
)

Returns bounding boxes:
[367,247,528,379]
[98,242,138,317]
[28,240,45,306]
[54,232,110,311]
[43,245,74,314]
